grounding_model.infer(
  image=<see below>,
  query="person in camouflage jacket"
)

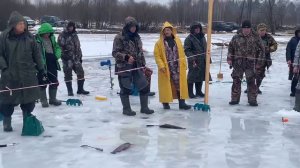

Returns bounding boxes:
[58,21,89,96]
[245,23,278,94]
[112,16,154,116]
[227,20,265,106]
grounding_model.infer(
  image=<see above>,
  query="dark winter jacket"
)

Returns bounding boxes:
[36,23,61,71]
[184,22,209,82]
[286,30,300,62]
[0,11,44,104]
[287,29,300,80]
[58,23,82,64]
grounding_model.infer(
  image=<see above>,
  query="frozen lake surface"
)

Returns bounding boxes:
[0,33,300,168]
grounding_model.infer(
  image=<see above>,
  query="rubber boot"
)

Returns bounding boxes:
[66,82,74,96]
[120,95,136,116]
[188,83,196,98]
[229,101,239,105]
[49,88,62,106]
[162,103,170,109]
[77,80,90,95]
[177,91,191,110]
[291,77,298,97]
[148,92,156,96]
[40,88,49,108]
[195,82,205,97]
[140,95,154,114]
[3,116,12,132]
[294,90,300,112]
[249,101,258,106]
[256,79,262,94]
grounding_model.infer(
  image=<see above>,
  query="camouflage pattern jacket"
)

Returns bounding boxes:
[227,31,265,69]
[112,32,146,74]
[58,30,82,63]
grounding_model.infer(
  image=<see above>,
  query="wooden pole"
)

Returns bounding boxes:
[204,0,214,105]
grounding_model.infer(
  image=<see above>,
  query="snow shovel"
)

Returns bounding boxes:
[146,124,186,129]
[217,44,224,80]
[111,143,132,154]
[62,99,83,106]
[22,115,44,136]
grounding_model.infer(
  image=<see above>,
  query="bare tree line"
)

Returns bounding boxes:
[0,0,299,31]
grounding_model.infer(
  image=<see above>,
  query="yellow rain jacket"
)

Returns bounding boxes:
[154,22,189,103]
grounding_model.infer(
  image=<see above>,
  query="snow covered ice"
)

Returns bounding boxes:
[1,33,300,168]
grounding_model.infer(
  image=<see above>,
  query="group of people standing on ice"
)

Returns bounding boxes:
[0,11,300,133]
[0,11,89,132]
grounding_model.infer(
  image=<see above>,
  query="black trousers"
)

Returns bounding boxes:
[118,76,149,96]
[39,53,59,89]
[0,102,35,117]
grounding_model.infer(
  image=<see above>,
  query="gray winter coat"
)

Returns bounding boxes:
[0,11,44,104]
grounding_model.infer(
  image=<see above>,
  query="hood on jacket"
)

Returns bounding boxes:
[160,22,177,38]
[190,22,203,34]
[38,23,54,35]
[7,11,27,30]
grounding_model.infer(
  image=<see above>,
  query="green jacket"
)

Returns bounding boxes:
[36,23,61,71]
[0,11,44,104]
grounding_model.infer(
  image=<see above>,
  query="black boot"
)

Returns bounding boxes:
[66,82,74,96]
[49,88,62,106]
[3,116,13,132]
[40,88,49,108]
[291,78,298,97]
[294,90,300,112]
[249,101,258,107]
[179,99,192,110]
[77,80,90,95]
[140,95,154,114]
[229,101,239,105]
[256,79,263,94]
[120,95,136,116]
[162,103,170,109]
[177,91,191,110]
[188,83,196,98]
[195,82,205,97]
[148,92,156,97]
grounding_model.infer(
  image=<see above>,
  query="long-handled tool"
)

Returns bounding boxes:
[0,143,18,148]
[217,43,224,80]
[80,145,103,152]
[100,60,114,89]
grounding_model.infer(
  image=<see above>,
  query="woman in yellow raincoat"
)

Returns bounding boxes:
[154,22,191,110]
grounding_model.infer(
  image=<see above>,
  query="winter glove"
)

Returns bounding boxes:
[144,67,153,77]
[38,70,50,85]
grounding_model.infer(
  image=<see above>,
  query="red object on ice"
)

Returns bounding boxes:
[282,117,289,123]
